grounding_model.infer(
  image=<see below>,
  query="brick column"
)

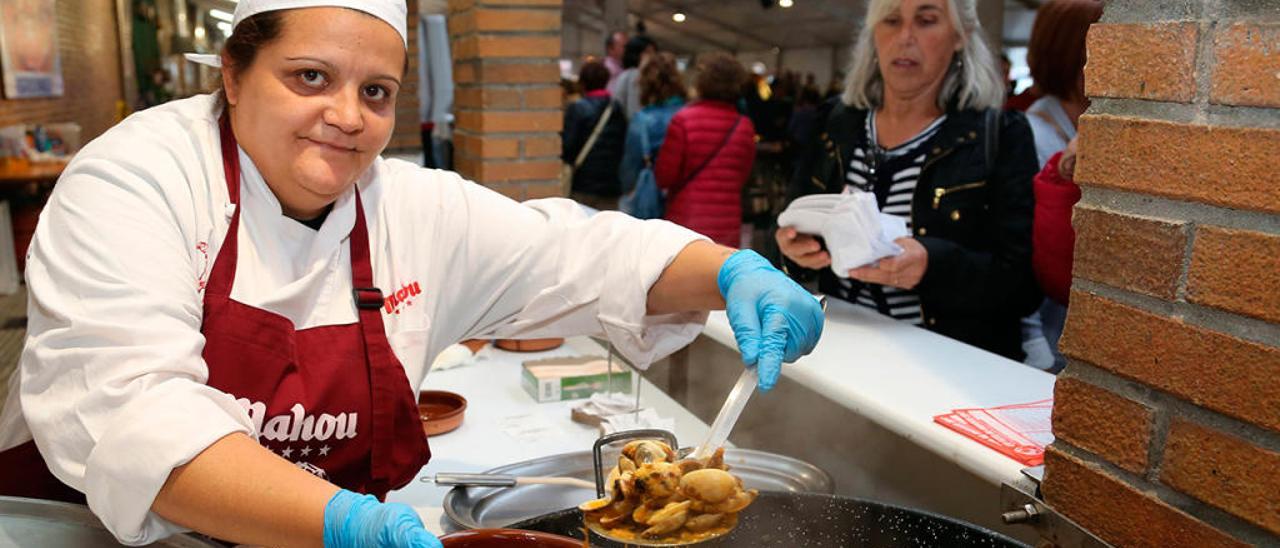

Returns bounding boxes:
[388,0,424,154]
[447,0,563,201]
[1042,2,1280,547]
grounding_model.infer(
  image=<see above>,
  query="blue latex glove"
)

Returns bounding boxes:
[718,250,825,391]
[323,489,442,548]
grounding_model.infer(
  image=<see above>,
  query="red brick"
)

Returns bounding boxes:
[447,0,475,14]
[523,135,561,158]
[468,35,561,59]
[455,134,519,159]
[1052,377,1153,474]
[451,0,563,16]
[1042,447,1248,548]
[523,181,566,200]
[485,182,526,201]
[472,160,561,184]
[1085,23,1199,103]
[446,10,474,37]
[1161,420,1280,535]
[478,62,560,84]
[522,86,565,109]
[1211,23,1280,108]
[1075,114,1280,215]
[457,111,561,133]
[1187,226,1280,323]
[1060,292,1280,432]
[454,87,522,109]
[1072,207,1188,300]
[476,0,562,5]
[453,151,479,180]
[473,9,560,32]
[453,61,478,84]
[391,1,423,155]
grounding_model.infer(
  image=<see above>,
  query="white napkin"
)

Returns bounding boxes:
[600,409,676,436]
[777,191,909,275]
[430,343,477,371]
[576,392,636,416]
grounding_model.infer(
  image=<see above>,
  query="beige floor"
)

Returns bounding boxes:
[0,287,27,411]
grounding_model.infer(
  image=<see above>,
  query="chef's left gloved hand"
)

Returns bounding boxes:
[718,250,825,391]
[323,489,442,548]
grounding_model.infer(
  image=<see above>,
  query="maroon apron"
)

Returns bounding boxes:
[0,115,430,502]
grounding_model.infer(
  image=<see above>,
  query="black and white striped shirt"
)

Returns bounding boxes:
[837,111,946,325]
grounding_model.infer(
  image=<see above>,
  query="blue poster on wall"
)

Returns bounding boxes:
[0,0,64,99]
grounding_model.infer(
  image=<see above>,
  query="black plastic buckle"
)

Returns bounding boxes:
[353,287,385,310]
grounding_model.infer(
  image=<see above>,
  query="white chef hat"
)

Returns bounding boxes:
[184,0,407,67]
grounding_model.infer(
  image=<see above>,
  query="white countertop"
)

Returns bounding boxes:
[387,337,711,535]
[700,297,1056,487]
[392,300,1055,534]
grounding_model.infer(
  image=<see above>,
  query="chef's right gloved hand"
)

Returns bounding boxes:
[323,489,442,548]
[718,249,825,392]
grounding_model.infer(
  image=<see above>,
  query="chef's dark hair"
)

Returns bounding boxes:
[215,9,408,111]
[215,11,285,111]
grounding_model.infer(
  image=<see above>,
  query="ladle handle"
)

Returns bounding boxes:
[690,294,825,461]
[433,473,516,487]
[691,366,757,461]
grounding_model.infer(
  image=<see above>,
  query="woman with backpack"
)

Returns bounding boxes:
[618,52,686,218]
[562,60,628,210]
[655,53,757,247]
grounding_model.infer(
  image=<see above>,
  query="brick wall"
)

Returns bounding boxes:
[0,0,123,142]
[1043,1,1280,546]
[388,0,424,154]
[447,0,562,201]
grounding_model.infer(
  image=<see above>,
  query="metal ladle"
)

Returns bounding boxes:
[586,430,730,547]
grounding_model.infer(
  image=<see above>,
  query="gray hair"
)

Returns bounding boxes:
[843,0,1005,111]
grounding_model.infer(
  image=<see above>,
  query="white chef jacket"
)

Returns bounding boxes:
[0,94,709,545]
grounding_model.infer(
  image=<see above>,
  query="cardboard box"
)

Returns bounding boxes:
[521,356,632,402]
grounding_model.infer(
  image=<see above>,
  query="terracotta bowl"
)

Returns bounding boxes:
[438,529,581,548]
[493,338,564,352]
[418,390,467,437]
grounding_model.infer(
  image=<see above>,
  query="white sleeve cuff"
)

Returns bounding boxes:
[598,219,710,368]
[77,383,253,545]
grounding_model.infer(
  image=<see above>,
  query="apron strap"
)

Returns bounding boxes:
[205,114,243,299]
[348,194,430,495]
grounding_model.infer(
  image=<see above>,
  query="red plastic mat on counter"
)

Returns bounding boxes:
[933,398,1053,466]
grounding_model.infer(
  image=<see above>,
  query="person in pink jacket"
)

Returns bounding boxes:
[655,53,757,247]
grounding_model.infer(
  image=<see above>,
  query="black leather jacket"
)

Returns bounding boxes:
[787,101,1042,360]
[562,96,628,197]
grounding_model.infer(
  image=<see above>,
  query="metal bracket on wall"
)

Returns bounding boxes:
[1001,467,1114,548]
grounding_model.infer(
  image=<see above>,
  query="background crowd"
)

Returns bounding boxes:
[560,0,1103,374]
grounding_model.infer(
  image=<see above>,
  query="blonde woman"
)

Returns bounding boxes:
[780,0,1041,361]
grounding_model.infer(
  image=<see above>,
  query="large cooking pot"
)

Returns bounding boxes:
[509,492,1028,547]
[439,528,581,548]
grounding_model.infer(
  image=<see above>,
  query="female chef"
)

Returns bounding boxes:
[0,1,823,547]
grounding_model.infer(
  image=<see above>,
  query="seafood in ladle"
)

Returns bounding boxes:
[579,440,757,542]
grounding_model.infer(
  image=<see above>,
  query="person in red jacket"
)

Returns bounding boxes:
[1032,137,1080,307]
[655,53,757,247]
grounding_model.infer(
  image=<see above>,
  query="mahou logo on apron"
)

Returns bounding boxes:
[238,399,363,480]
